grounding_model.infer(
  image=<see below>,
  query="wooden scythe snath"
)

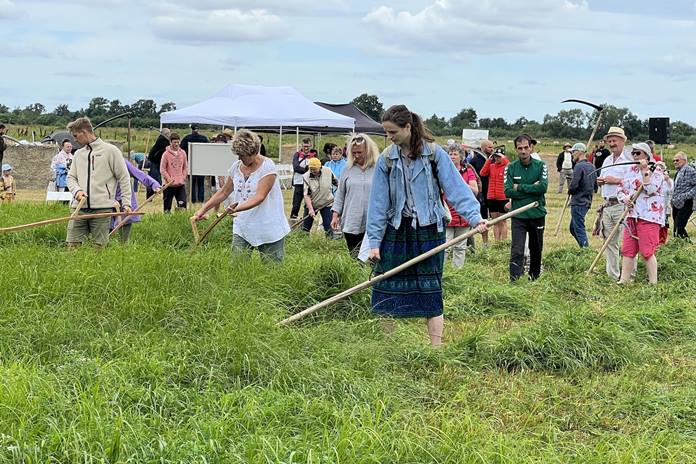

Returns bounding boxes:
[554,99,606,237]
[278,202,539,326]
[189,210,233,252]
[108,182,171,238]
[0,211,145,235]
[587,185,644,275]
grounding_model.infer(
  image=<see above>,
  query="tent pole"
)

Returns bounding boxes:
[296,127,299,152]
[234,126,237,135]
[279,126,283,162]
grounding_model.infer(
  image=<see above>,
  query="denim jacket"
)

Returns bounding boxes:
[367,143,482,248]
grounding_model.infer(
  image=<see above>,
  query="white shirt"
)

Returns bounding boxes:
[531,152,541,161]
[600,148,633,199]
[229,157,290,246]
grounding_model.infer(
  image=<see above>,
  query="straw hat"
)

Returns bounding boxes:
[604,126,627,141]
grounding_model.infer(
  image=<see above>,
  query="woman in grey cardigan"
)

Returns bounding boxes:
[331,133,379,256]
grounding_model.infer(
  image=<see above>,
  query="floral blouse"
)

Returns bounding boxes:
[617,165,666,225]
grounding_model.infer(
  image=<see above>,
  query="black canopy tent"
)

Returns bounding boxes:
[313,103,385,135]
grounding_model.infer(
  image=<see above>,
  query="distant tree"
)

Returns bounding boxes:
[130,99,157,117]
[108,99,125,115]
[53,104,71,116]
[0,104,9,113]
[87,97,110,117]
[351,94,384,121]
[478,117,510,130]
[424,114,449,135]
[449,107,478,133]
[24,103,45,115]
[159,102,176,114]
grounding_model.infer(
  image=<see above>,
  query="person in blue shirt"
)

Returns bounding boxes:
[325,145,347,192]
[366,105,488,347]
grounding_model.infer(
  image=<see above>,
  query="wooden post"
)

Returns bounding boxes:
[278,202,539,326]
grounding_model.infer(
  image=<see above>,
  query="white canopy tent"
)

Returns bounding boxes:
[160,84,355,159]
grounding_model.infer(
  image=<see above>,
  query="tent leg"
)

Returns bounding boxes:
[279,126,283,162]
[296,127,299,152]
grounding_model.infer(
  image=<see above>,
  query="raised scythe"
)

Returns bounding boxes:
[553,99,605,237]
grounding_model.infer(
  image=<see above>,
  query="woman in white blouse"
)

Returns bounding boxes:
[192,129,290,261]
[616,142,666,284]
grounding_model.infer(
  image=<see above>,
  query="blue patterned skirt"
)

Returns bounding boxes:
[371,220,445,318]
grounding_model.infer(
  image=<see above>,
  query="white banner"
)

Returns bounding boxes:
[188,142,238,176]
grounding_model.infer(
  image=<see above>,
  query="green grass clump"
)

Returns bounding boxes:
[492,312,640,373]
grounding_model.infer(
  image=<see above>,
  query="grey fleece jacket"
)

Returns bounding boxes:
[68,138,132,209]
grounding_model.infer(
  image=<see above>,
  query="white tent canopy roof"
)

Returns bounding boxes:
[160,84,355,129]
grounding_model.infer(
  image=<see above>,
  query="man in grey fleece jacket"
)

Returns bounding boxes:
[66,117,132,248]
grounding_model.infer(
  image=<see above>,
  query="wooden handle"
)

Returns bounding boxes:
[553,195,571,237]
[109,182,171,237]
[278,202,539,326]
[189,216,201,243]
[587,185,643,275]
[1,211,145,234]
[71,196,86,218]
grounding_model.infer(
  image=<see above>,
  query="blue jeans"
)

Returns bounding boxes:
[302,206,333,236]
[569,205,590,247]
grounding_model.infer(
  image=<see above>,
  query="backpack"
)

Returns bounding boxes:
[381,142,452,224]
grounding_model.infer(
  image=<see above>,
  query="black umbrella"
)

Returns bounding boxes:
[41,131,82,150]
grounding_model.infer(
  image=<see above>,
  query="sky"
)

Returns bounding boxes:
[2,0,696,125]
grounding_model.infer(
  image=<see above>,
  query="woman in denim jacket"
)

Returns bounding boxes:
[366,105,488,346]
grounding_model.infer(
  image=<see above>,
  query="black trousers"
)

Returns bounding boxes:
[163,185,187,212]
[673,199,693,238]
[191,175,205,203]
[344,232,364,257]
[290,184,304,218]
[510,216,545,281]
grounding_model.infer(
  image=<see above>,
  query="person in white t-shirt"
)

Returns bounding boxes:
[596,126,633,280]
[192,129,290,261]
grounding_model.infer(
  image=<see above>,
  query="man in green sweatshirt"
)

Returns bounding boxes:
[504,134,548,281]
[66,117,132,248]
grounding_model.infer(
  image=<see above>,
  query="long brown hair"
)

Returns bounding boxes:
[382,104,434,159]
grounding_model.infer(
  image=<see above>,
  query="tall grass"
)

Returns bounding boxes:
[1,202,695,462]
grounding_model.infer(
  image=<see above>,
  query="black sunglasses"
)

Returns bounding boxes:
[631,151,644,156]
[350,136,365,145]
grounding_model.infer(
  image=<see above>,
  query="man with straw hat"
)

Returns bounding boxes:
[595,126,632,280]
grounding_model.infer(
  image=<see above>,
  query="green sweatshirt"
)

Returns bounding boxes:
[504,158,548,219]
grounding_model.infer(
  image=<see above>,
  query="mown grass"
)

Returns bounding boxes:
[1,200,696,463]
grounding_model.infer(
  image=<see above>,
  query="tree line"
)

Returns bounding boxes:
[0,98,176,129]
[2,94,696,144]
[351,93,696,144]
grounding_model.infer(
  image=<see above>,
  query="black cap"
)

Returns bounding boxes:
[190,124,199,131]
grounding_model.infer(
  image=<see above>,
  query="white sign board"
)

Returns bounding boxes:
[188,142,238,176]
[461,129,490,147]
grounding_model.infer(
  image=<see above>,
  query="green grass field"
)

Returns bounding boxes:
[1,166,696,462]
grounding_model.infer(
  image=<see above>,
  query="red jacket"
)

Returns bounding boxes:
[444,167,477,227]
[480,157,509,201]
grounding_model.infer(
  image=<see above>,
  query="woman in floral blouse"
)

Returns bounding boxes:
[616,142,666,284]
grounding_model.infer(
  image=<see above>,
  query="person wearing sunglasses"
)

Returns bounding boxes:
[331,134,380,256]
[671,151,696,239]
[616,142,666,284]
[367,105,487,347]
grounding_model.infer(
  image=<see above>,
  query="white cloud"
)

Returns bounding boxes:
[150,7,288,43]
[363,0,589,56]
[0,0,20,19]
[147,0,350,15]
